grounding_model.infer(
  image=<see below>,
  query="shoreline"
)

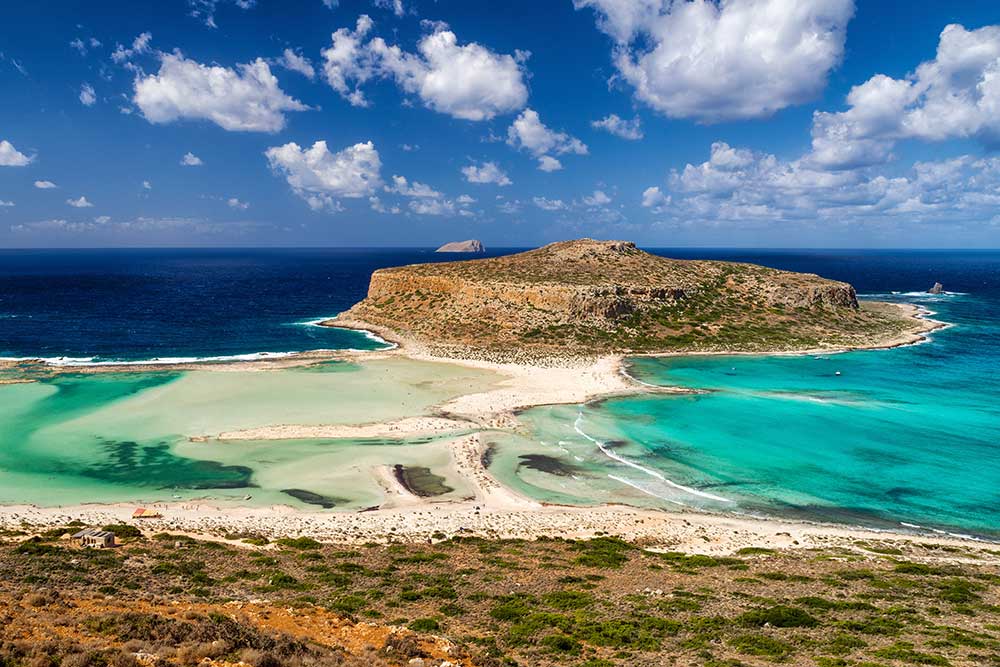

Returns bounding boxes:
[0,298,976,555]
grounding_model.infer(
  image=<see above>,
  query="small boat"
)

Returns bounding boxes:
[835,371,842,376]
[243,494,253,500]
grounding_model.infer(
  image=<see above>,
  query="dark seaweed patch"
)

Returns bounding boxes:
[517,454,584,477]
[281,488,346,508]
[84,440,254,489]
[393,465,454,497]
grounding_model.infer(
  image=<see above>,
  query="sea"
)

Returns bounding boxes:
[1,248,998,538]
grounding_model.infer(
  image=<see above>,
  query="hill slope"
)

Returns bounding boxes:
[338,239,920,357]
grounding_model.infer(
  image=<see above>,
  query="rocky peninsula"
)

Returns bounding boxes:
[336,238,932,360]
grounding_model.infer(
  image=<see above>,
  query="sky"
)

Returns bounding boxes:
[2,0,1000,248]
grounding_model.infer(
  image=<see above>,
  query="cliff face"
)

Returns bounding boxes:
[340,239,908,356]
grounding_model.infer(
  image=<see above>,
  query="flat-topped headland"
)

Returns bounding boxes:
[333,238,936,360]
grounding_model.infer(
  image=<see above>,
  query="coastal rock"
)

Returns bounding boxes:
[928,282,944,294]
[436,239,485,253]
[340,238,913,356]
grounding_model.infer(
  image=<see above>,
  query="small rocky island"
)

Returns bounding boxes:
[336,239,925,358]
[928,282,944,294]
[435,239,485,253]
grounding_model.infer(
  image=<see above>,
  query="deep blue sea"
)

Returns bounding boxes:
[1,248,997,536]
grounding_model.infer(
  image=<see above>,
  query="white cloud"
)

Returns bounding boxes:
[400,143,419,151]
[374,0,404,16]
[321,15,377,107]
[461,160,512,186]
[94,215,112,224]
[187,0,257,28]
[0,140,32,167]
[227,197,250,209]
[134,52,308,132]
[322,0,338,8]
[808,23,1000,170]
[322,16,529,120]
[533,196,568,211]
[409,198,455,216]
[112,32,152,64]
[280,48,315,79]
[34,180,57,189]
[582,189,612,206]
[537,156,562,172]
[70,38,87,55]
[265,140,382,211]
[456,194,475,205]
[67,196,94,208]
[80,83,96,106]
[591,113,643,140]
[0,200,13,207]
[387,175,442,198]
[652,141,1000,231]
[641,185,667,208]
[142,180,152,190]
[507,109,587,170]
[181,152,204,166]
[576,0,854,122]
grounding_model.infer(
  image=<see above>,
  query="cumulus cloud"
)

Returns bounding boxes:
[134,52,308,132]
[80,83,96,106]
[374,0,404,16]
[66,196,94,208]
[651,141,1000,230]
[808,23,1000,170]
[576,0,854,122]
[591,113,643,140]
[112,32,152,64]
[533,196,568,211]
[280,48,315,79]
[582,189,612,206]
[265,140,382,211]
[461,160,512,186]
[0,140,32,167]
[641,185,667,208]
[187,0,257,28]
[386,174,442,198]
[537,156,562,172]
[0,200,14,207]
[408,198,455,216]
[181,152,203,166]
[34,180,57,189]
[322,15,529,120]
[227,197,250,209]
[507,109,587,170]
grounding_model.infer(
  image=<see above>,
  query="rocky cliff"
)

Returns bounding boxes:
[338,239,914,356]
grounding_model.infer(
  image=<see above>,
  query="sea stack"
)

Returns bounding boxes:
[928,282,944,294]
[436,239,485,253]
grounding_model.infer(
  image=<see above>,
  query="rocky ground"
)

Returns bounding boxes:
[2,526,998,666]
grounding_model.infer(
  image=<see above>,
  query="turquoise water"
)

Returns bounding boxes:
[501,289,1000,538]
[0,358,499,508]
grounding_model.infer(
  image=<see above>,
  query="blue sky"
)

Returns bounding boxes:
[2,0,1000,248]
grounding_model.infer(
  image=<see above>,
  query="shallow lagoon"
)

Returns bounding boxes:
[0,358,497,508]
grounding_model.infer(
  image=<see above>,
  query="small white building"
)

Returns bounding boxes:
[72,528,115,549]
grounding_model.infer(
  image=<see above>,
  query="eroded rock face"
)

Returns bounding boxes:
[340,239,894,355]
[928,282,944,294]
[435,240,485,253]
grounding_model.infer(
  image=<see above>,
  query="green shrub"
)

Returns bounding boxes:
[409,618,440,632]
[737,605,819,628]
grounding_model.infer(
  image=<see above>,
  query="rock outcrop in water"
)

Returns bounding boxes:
[435,239,485,253]
[338,239,917,357]
[928,282,944,294]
